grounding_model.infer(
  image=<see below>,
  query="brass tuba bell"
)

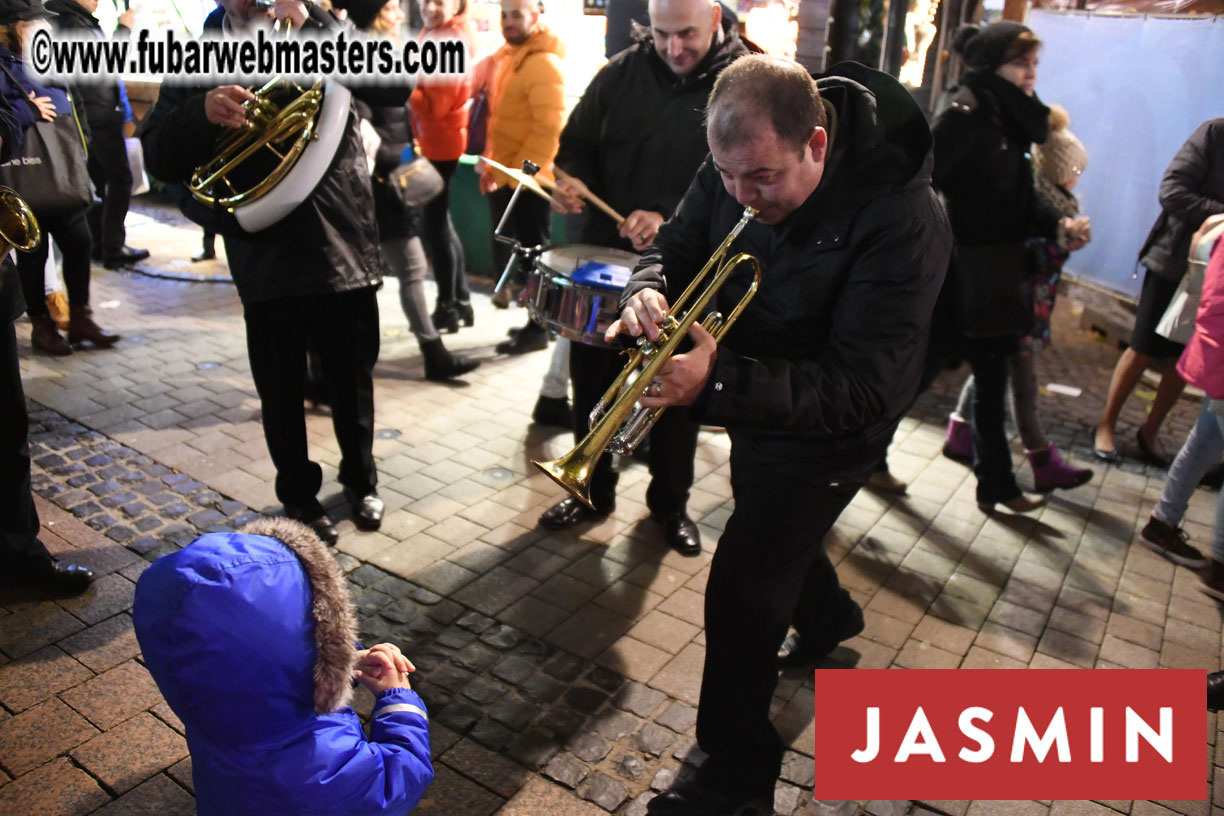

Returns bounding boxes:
[0,185,42,257]
[533,207,762,510]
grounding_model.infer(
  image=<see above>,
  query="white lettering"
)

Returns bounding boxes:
[1126,707,1173,762]
[895,706,946,763]
[1090,707,1103,762]
[851,708,879,762]
[1011,707,1071,762]
[957,706,995,762]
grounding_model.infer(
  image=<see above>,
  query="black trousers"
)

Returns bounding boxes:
[569,340,699,515]
[243,287,380,509]
[17,209,93,317]
[964,342,1022,504]
[86,121,133,259]
[488,185,551,280]
[695,450,860,801]
[422,160,469,305]
[1,313,49,564]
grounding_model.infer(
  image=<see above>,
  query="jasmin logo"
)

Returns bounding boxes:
[812,670,1203,799]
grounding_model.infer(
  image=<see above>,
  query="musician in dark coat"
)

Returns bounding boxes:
[539,0,752,555]
[142,0,413,543]
[0,92,94,593]
[612,56,951,814]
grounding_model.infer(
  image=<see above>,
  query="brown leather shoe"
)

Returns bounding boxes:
[30,314,71,356]
[67,305,120,348]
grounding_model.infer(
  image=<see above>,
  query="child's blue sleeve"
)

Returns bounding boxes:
[365,688,434,811]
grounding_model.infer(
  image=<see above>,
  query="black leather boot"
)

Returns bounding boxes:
[421,338,480,381]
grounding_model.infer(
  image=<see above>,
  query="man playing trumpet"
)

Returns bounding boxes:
[537,0,752,555]
[608,55,951,814]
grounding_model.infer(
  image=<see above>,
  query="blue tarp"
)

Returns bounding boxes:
[1026,9,1224,301]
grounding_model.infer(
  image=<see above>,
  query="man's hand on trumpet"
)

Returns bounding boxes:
[262,0,308,28]
[619,210,664,252]
[205,86,256,129]
[605,289,718,408]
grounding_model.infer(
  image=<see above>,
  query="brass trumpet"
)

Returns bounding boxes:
[533,206,761,510]
[0,185,42,257]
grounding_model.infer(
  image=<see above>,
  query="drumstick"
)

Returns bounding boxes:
[552,167,626,225]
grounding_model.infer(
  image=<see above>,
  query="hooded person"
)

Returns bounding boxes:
[132,518,433,816]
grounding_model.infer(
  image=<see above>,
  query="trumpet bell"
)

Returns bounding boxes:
[0,185,41,255]
[533,454,597,511]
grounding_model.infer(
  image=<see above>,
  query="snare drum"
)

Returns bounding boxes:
[523,244,640,348]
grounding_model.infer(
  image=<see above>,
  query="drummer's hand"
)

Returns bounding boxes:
[205,86,255,129]
[550,176,587,215]
[620,211,664,252]
[477,163,498,195]
[605,288,669,343]
[638,323,716,408]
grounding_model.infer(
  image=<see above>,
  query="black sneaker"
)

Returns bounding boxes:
[1140,516,1207,568]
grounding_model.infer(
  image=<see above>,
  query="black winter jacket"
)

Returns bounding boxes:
[1137,118,1224,282]
[931,81,1059,246]
[141,5,412,305]
[622,63,952,479]
[45,0,127,129]
[353,97,421,242]
[553,16,752,252]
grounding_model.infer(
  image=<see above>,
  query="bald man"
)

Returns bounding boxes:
[536,0,754,553]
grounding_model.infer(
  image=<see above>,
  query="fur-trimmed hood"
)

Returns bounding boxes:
[133,519,359,747]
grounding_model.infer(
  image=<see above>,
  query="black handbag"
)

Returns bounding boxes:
[465,87,488,156]
[384,156,445,208]
[952,241,1033,339]
[0,65,93,218]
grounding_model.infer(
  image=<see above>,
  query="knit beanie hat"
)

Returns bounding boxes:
[1033,105,1088,187]
[0,0,50,25]
[952,21,1036,72]
[333,0,384,30]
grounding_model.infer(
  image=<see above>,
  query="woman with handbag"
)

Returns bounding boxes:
[409,0,476,333]
[0,3,117,356]
[931,22,1087,514]
[334,0,478,381]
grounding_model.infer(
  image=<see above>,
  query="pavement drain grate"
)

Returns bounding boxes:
[194,361,220,371]
[483,467,514,482]
[376,428,402,440]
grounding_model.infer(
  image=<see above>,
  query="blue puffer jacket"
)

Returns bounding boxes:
[132,518,433,816]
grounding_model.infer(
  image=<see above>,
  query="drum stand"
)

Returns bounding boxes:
[492,160,546,303]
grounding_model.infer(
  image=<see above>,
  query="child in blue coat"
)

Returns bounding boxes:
[133,517,433,816]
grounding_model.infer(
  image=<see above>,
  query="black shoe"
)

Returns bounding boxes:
[532,395,572,427]
[283,504,340,544]
[496,324,549,355]
[1136,428,1170,468]
[1202,463,1224,491]
[343,488,384,531]
[432,303,460,334]
[539,496,611,530]
[654,512,700,556]
[3,555,95,594]
[646,779,772,816]
[191,247,216,262]
[777,599,866,669]
[421,338,480,381]
[1209,671,1224,712]
[457,301,475,327]
[103,246,150,269]
[1139,515,1206,568]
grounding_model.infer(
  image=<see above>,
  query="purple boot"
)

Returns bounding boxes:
[1027,444,1093,492]
[942,414,972,463]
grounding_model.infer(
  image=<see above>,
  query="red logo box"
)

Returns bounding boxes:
[811,670,1204,800]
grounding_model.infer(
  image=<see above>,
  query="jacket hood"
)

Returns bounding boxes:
[808,61,933,218]
[133,518,358,747]
[501,22,565,70]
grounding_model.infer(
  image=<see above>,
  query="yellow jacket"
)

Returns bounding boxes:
[481,23,566,191]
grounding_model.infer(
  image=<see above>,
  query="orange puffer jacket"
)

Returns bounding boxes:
[409,14,475,162]
[482,23,565,190]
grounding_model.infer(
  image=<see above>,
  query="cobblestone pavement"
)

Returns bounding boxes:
[1,214,1221,816]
